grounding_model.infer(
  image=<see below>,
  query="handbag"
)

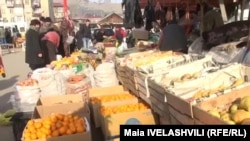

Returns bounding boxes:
[66,34,74,45]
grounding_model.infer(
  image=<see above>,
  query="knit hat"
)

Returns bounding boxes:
[30,19,41,26]
[45,17,52,22]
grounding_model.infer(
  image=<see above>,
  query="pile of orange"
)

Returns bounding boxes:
[100,103,149,116]
[23,114,87,141]
[91,93,136,104]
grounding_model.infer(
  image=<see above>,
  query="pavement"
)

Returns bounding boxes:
[0,48,30,141]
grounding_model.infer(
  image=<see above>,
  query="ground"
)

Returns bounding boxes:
[0,48,30,141]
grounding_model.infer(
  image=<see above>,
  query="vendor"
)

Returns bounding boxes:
[94,27,106,43]
[158,16,187,53]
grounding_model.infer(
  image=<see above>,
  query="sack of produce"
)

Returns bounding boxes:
[13,78,40,112]
[94,62,119,87]
[32,69,66,97]
[15,79,40,103]
[31,68,53,81]
[58,68,75,79]
[66,74,91,102]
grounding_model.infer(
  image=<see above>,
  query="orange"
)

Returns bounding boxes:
[36,131,43,139]
[55,122,62,129]
[62,121,69,127]
[51,124,57,131]
[30,134,37,140]
[69,125,76,133]
[51,130,59,137]
[56,114,64,121]
[73,116,79,121]
[76,126,85,133]
[34,122,42,129]
[27,120,34,126]
[59,127,67,135]
[66,129,73,135]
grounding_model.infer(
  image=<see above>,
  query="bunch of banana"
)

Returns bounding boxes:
[0,109,16,126]
[180,72,200,81]
[192,84,226,100]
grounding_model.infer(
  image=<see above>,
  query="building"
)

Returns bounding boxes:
[97,12,123,25]
[0,0,63,23]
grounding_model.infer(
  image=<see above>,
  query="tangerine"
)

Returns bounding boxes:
[51,130,59,137]
[59,127,67,135]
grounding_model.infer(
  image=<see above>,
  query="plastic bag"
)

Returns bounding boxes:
[58,69,75,79]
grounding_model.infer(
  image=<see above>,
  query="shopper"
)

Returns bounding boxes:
[41,28,60,64]
[25,19,45,71]
[80,19,92,49]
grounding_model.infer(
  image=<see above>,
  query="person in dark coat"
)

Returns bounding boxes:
[75,30,83,50]
[25,19,45,71]
[144,0,156,31]
[158,18,187,53]
[80,19,92,49]
[122,0,143,28]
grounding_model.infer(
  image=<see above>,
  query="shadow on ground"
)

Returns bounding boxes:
[0,75,19,91]
[0,91,15,113]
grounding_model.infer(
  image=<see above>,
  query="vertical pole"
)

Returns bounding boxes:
[199,0,204,37]
[240,0,245,20]
[248,1,250,20]
[219,0,228,23]
[63,0,68,19]
[235,1,239,21]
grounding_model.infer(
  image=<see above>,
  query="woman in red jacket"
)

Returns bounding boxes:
[0,51,6,78]
[41,28,60,64]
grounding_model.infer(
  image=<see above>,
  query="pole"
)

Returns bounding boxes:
[63,0,68,19]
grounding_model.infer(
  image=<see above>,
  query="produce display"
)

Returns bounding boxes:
[208,96,250,125]
[23,114,87,140]
[100,103,149,116]
[131,51,179,67]
[90,93,137,104]
[192,78,245,100]
[17,78,38,87]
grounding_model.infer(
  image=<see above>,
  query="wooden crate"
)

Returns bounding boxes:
[124,66,139,96]
[193,84,250,125]
[159,115,171,124]
[169,113,183,125]
[115,65,127,85]
[168,104,194,125]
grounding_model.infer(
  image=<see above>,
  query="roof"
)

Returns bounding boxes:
[98,12,123,24]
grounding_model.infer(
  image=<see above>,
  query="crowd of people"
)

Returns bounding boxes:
[25,16,127,71]
[0,26,21,47]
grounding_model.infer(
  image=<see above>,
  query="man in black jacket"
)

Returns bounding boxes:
[80,19,92,49]
[25,19,45,71]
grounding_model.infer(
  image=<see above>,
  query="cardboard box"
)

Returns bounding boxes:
[193,84,250,125]
[100,109,156,139]
[38,94,84,106]
[89,86,138,128]
[21,118,91,141]
[132,29,149,40]
[33,102,90,122]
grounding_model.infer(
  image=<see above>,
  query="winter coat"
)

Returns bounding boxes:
[25,28,44,65]
[42,31,60,47]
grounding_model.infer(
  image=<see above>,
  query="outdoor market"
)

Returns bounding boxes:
[1,0,250,141]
